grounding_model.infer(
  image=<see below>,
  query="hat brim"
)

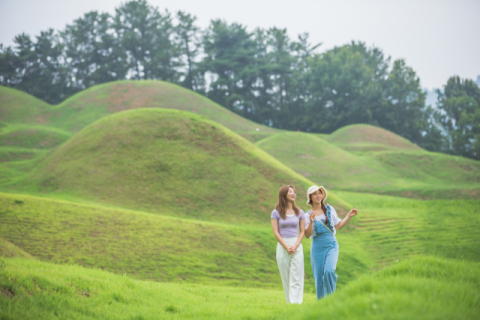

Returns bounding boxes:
[306,185,328,205]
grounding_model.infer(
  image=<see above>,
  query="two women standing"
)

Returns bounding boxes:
[271,184,358,303]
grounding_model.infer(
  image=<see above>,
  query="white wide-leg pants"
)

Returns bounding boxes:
[276,237,304,304]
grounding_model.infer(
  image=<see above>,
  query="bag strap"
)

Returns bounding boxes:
[317,218,335,235]
[309,211,335,235]
[307,210,335,236]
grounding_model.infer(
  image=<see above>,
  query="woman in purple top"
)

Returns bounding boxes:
[271,185,305,304]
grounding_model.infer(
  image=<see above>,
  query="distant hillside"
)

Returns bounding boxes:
[0,86,50,124]
[0,81,277,143]
[325,124,421,152]
[5,109,347,223]
[257,126,480,198]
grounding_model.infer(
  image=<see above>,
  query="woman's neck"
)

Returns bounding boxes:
[312,202,323,212]
[286,202,294,210]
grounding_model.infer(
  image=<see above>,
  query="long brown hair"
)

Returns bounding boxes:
[309,191,328,224]
[275,185,300,220]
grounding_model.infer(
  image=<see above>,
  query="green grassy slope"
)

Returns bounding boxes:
[256,130,480,197]
[0,86,50,124]
[0,124,71,150]
[336,191,480,267]
[3,109,347,223]
[0,238,34,259]
[1,256,478,320]
[0,257,317,320]
[1,189,478,292]
[0,192,369,292]
[289,256,480,320]
[0,123,72,186]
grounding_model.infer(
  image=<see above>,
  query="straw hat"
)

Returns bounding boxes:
[306,185,327,205]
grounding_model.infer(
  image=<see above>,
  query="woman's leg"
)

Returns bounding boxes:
[276,242,291,302]
[322,242,339,296]
[311,242,327,300]
[288,244,304,304]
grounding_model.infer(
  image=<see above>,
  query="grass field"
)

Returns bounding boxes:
[1,81,479,319]
[1,256,478,320]
[0,257,316,320]
[289,256,480,320]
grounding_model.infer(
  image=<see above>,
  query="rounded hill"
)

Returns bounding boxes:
[326,124,421,151]
[256,132,390,190]
[0,86,50,124]
[16,109,315,224]
[50,80,277,137]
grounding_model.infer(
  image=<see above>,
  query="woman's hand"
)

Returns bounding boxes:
[348,208,358,217]
[309,212,315,222]
[288,244,298,254]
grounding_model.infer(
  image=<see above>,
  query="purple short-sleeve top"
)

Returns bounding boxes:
[271,209,305,238]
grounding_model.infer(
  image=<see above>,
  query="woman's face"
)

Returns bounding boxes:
[286,187,296,202]
[310,189,323,205]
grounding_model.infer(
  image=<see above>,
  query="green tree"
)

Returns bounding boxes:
[383,59,429,144]
[113,0,178,81]
[300,42,389,133]
[436,76,480,159]
[3,30,70,104]
[175,11,201,91]
[62,11,127,90]
[0,44,21,86]
[201,20,258,119]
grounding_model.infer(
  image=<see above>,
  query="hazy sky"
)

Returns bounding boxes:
[1,0,479,89]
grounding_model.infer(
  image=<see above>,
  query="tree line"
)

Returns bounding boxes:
[0,0,479,160]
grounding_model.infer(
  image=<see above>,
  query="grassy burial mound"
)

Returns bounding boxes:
[256,132,387,190]
[0,86,50,124]
[256,130,480,197]
[50,81,277,137]
[0,82,277,142]
[7,109,347,223]
[325,124,421,153]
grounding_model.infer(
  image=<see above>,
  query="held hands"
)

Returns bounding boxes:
[286,244,298,254]
[348,208,358,217]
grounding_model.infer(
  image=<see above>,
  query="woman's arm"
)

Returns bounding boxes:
[271,219,289,250]
[290,219,305,253]
[305,212,315,238]
[335,208,358,230]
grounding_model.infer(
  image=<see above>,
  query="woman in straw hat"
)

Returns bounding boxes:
[271,185,305,304]
[305,185,357,300]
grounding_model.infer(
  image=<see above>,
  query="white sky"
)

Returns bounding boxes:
[1,0,479,89]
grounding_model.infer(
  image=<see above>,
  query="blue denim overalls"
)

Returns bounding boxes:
[308,205,339,299]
